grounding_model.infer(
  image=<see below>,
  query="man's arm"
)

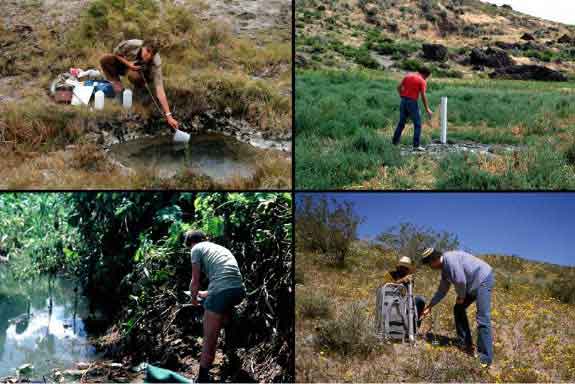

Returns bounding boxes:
[397,83,403,95]
[421,276,451,318]
[421,92,433,118]
[155,82,179,130]
[190,263,201,305]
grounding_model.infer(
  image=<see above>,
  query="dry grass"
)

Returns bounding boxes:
[296,243,575,382]
[0,0,291,189]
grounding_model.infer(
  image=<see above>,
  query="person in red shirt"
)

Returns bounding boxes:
[392,67,433,151]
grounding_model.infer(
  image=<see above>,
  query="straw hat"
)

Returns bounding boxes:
[397,256,415,272]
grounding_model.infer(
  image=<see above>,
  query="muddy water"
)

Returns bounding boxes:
[0,274,101,380]
[109,133,273,182]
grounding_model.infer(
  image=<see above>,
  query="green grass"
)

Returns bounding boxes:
[295,70,575,189]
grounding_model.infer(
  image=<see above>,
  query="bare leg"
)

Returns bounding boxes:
[99,54,124,94]
[200,309,224,369]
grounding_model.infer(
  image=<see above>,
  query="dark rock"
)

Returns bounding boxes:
[489,65,567,82]
[387,22,399,33]
[422,43,448,62]
[469,47,514,68]
[494,41,519,50]
[501,4,512,10]
[557,34,574,44]
[521,33,535,41]
[295,53,308,68]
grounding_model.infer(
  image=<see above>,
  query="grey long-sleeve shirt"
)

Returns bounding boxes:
[429,250,492,307]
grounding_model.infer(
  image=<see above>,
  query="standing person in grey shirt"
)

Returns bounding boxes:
[419,248,495,367]
[185,230,246,383]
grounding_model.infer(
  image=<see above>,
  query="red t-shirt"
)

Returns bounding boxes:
[400,72,427,101]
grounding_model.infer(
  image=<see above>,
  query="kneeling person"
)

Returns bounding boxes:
[99,39,179,130]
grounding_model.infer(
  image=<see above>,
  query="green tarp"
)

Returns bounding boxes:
[145,364,192,383]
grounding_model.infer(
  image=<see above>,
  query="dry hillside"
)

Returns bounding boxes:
[296,0,575,79]
[296,242,575,382]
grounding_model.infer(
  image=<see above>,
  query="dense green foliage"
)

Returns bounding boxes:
[0,193,81,278]
[0,192,293,381]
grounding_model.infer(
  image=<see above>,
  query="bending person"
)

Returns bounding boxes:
[185,230,246,383]
[420,248,494,367]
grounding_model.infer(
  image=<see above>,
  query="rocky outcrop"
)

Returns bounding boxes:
[470,47,514,68]
[520,33,535,41]
[422,43,448,62]
[489,65,568,82]
[557,34,574,45]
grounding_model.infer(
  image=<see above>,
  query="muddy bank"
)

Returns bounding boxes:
[400,141,523,158]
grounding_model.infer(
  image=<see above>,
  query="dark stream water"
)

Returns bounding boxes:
[0,272,101,379]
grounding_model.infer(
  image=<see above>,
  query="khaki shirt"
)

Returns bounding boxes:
[113,39,163,88]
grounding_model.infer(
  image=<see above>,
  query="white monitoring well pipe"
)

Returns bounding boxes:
[440,96,448,144]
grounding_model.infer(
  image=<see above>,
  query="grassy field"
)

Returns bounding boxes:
[296,243,575,382]
[295,70,575,189]
[0,0,291,189]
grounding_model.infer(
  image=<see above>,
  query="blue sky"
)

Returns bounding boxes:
[481,0,575,25]
[297,193,575,267]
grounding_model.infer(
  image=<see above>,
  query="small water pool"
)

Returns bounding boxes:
[109,133,267,182]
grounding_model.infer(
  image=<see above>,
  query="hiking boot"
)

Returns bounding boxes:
[414,146,426,152]
[195,373,212,383]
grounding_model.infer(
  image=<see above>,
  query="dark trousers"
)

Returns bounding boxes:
[414,295,426,329]
[393,96,422,147]
[454,273,495,364]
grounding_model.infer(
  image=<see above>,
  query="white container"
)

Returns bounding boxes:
[94,90,105,110]
[123,89,133,109]
[173,129,190,143]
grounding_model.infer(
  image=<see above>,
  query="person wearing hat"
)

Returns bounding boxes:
[382,256,426,329]
[419,248,494,367]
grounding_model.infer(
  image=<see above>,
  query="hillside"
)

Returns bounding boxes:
[296,0,575,78]
[0,0,292,189]
[295,1,575,190]
[296,243,575,382]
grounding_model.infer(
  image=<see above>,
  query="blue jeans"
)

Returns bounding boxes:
[454,273,495,365]
[393,97,422,147]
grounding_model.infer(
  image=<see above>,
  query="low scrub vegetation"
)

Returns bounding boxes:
[296,217,575,382]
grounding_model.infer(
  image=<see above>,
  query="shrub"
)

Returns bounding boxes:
[547,273,575,304]
[295,195,363,266]
[375,222,459,261]
[298,292,333,319]
[316,302,380,356]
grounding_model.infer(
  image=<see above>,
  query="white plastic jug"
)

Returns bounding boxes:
[94,90,105,110]
[173,129,190,143]
[123,89,132,109]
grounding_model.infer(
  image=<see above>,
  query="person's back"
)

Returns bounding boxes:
[191,241,244,294]
[400,72,427,101]
[443,250,492,294]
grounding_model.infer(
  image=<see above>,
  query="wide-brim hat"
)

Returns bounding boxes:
[397,256,416,272]
[421,247,439,264]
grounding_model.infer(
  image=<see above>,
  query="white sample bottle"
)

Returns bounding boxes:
[123,89,132,109]
[94,90,105,110]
